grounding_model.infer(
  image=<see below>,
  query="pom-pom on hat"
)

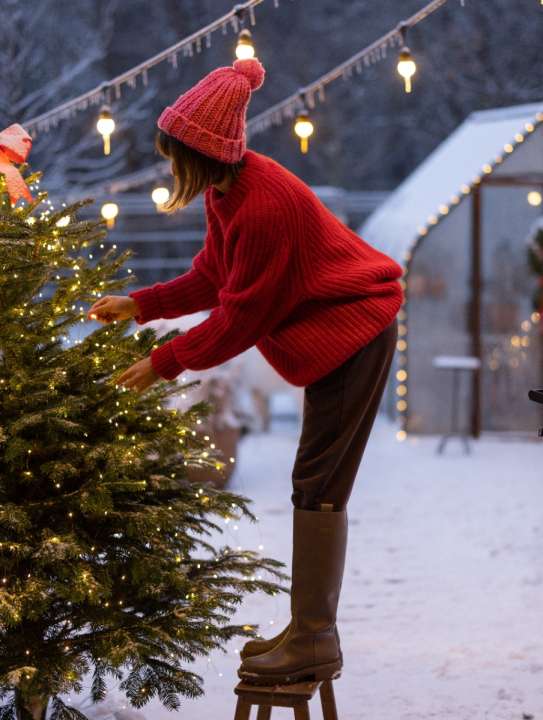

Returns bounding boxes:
[157,57,265,164]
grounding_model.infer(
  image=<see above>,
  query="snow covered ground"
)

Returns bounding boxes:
[78,414,543,720]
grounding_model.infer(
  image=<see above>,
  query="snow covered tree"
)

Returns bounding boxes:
[0,161,287,719]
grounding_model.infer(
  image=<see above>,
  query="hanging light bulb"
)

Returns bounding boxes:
[294,105,314,154]
[101,202,119,229]
[96,105,115,155]
[235,29,255,60]
[151,186,170,210]
[396,23,417,93]
[527,190,542,207]
[397,47,417,93]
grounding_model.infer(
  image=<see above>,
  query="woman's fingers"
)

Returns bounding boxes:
[92,296,110,308]
[88,297,114,321]
[116,368,132,384]
[89,296,110,312]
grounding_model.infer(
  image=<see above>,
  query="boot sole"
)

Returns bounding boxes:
[237,659,342,686]
[240,647,344,663]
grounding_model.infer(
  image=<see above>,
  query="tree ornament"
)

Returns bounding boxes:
[0,124,33,206]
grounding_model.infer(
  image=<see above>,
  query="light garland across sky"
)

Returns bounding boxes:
[23,0,281,137]
[65,0,465,202]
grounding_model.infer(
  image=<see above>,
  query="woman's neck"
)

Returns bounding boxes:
[212,175,233,195]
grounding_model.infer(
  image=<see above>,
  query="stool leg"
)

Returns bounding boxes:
[451,368,460,437]
[293,702,310,720]
[256,706,271,720]
[234,697,252,720]
[320,680,338,720]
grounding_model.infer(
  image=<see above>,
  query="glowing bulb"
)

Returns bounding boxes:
[294,109,314,154]
[151,186,170,207]
[55,215,70,227]
[97,105,115,155]
[397,47,417,93]
[235,29,255,60]
[527,190,542,207]
[101,202,119,229]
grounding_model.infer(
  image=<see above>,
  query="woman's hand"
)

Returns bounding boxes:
[115,356,161,393]
[87,295,139,324]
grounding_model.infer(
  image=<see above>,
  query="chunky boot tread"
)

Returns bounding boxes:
[238,659,342,686]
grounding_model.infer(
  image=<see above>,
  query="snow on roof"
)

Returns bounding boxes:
[360,102,543,265]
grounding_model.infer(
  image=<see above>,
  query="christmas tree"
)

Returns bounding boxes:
[0,128,287,720]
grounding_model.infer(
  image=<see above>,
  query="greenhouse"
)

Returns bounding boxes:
[362,102,543,436]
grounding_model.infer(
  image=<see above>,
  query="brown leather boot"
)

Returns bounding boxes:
[237,504,348,685]
[239,623,290,661]
[239,620,343,662]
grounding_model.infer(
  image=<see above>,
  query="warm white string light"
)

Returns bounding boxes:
[23,0,280,137]
[67,0,464,200]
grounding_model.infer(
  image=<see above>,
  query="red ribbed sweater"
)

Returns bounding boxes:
[128,149,404,386]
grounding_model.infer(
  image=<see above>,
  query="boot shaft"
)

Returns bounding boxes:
[290,506,348,633]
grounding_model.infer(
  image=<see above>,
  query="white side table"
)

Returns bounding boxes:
[432,355,481,455]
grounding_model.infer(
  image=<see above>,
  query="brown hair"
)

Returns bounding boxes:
[154,129,245,213]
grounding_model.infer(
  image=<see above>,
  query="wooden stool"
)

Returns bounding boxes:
[233,678,338,720]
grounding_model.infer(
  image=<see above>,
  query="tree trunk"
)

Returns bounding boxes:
[14,690,49,720]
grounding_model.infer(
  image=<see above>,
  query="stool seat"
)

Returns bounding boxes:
[233,677,338,719]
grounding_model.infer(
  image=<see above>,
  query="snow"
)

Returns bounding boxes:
[360,102,543,265]
[71,413,543,719]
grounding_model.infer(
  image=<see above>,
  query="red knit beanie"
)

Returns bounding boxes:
[157,58,265,164]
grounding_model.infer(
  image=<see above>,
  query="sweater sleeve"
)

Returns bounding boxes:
[149,208,293,381]
[128,192,221,324]
[128,243,219,325]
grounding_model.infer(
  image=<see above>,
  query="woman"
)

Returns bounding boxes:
[87,57,403,686]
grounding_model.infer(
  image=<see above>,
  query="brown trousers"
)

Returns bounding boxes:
[291,317,398,511]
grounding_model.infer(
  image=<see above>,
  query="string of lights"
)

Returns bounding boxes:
[23,0,284,138]
[67,0,465,207]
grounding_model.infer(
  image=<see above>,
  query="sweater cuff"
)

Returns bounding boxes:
[128,287,163,325]
[150,340,185,381]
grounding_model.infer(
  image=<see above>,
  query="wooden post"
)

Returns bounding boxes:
[470,185,482,438]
